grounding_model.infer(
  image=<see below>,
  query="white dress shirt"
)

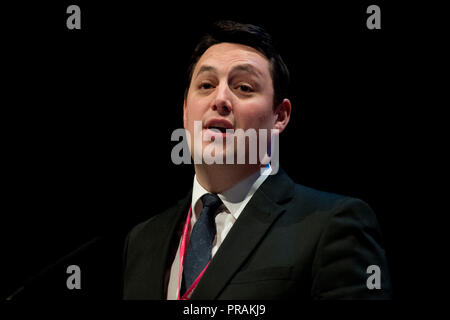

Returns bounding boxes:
[166,165,272,300]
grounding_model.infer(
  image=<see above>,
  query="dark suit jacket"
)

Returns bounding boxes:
[123,169,392,299]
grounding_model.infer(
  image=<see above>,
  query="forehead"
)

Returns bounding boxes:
[194,42,271,77]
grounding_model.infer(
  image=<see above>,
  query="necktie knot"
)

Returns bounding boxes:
[201,193,222,211]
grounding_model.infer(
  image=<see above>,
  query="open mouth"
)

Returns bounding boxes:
[208,126,228,133]
[205,118,233,135]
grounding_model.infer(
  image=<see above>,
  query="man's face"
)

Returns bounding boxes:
[183,42,277,163]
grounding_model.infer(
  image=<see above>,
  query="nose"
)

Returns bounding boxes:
[211,82,232,115]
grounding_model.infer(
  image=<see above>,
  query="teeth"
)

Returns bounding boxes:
[210,126,226,133]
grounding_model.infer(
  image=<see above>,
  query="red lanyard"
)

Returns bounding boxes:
[177,205,211,300]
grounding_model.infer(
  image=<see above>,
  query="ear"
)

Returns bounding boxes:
[273,98,291,133]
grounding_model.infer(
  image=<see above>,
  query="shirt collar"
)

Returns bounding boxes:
[191,164,272,220]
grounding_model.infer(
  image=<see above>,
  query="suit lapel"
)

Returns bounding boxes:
[190,169,294,299]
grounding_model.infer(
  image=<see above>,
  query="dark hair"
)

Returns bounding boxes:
[184,20,290,108]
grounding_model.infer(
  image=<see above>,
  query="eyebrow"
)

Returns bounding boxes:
[194,64,264,79]
[230,64,264,78]
[195,65,217,79]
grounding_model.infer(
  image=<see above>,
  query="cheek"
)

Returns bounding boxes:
[238,101,274,129]
[186,95,208,118]
[184,102,202,127]
[184,108,196,133]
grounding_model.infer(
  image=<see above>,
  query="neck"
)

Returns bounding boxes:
[194,164,262,194]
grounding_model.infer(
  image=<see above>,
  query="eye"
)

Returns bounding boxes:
[200,82,213,90]
[238,84,253,93]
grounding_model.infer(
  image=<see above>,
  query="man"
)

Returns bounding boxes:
[122,20,392,300]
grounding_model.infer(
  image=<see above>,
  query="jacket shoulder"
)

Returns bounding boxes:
[290,183,353,214]
[287,183,380,228]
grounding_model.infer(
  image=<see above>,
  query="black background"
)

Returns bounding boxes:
[2,0,443,303]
